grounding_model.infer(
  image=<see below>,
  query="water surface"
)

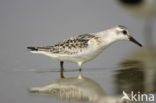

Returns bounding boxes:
[1,49,156,103]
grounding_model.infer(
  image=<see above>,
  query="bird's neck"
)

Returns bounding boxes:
[95,30,119,46]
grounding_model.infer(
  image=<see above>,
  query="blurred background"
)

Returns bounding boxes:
[0,0,156,103]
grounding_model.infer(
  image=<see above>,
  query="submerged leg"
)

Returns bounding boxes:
[78,62,82,72]
[60,61,64,78]
[79,68,82,72]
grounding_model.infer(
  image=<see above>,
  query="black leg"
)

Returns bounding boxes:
[79,68,82,72]
[78,63,82,72]
[60,61,64,78]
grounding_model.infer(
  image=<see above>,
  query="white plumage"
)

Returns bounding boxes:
[27,25,142,72]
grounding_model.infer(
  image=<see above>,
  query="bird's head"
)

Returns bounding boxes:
[110,25,142,47]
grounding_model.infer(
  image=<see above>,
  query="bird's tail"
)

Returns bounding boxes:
[27,46,51,53]
[27,47,38,51]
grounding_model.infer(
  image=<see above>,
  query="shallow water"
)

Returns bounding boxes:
[1,49,156,103]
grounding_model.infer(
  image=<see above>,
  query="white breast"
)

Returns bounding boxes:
[43,36,110,65]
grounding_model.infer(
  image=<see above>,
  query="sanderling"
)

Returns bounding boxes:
[27,25,142,76]
[117,0,156,45]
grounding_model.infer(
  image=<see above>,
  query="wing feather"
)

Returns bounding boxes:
[40,33,95,55]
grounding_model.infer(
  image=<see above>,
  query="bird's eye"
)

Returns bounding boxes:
[122,30,127,35]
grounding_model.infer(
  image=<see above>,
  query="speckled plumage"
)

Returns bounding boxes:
[27,25,142,71]
[32,34,97,55]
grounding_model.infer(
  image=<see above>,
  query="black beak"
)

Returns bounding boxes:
[129,36,142,47]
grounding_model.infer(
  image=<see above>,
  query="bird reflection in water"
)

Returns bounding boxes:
[30,71,120,103]
[115,48,156,95]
